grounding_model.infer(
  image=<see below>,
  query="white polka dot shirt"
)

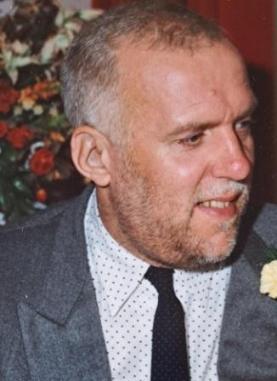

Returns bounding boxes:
[85,192,231,381]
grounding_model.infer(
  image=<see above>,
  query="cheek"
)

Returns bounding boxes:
[125,142,208,199]
[157,154,207,195]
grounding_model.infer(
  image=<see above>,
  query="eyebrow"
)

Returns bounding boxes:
[167,99,258,139]
[166,122,213,138]
[234,98,258,121]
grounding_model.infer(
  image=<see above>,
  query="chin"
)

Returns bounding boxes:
[143,225,239,270]
[193,249,233,268]
[190,236,237,270]
[172,229,238,270]
[150,241,235,271]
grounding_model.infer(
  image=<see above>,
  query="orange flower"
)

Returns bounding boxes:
[0,121,8,138]
[50,131,65,143]
[0,80,19,113]
[6,126,34,149]
[19,81,59,108]
[19,87,38,103]
[29,148,54,176]
[33,80,59,100]
[35,188,48,203]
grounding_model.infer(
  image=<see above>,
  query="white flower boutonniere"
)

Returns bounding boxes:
[260,248,277,299]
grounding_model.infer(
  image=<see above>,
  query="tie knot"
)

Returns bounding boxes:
[145,266,174,295]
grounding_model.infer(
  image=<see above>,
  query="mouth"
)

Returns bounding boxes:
[200,199,234,208]
[195,193,243,219]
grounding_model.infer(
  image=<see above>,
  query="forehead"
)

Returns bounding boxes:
[116,41,255,128]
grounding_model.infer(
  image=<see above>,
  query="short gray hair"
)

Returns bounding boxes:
[61,0,225,140]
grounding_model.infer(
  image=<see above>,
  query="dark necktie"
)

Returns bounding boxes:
[145,266,190,381]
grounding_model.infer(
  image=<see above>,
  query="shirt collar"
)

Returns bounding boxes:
[85,191,149,317]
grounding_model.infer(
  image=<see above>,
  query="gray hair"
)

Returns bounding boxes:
[61,0,225,141]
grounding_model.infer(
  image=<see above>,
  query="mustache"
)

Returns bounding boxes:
[195,181,250,203]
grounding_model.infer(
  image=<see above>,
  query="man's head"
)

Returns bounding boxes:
[62,0,256,270]
[61,0,226,140]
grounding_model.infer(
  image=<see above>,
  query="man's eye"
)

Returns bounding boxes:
[235,119,255,132]
[178,132,203,146]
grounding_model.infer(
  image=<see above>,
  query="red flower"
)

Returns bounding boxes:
[0,80,19,113]
[0,121,8,138]
[29,148,54,176]
[6,126,34,149]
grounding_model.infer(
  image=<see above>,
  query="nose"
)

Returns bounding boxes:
[212,128,254,182]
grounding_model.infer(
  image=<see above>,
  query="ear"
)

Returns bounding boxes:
[71,125,112,187]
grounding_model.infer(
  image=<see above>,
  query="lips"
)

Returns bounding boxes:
[197,192,240,205]
[196,193,242,218]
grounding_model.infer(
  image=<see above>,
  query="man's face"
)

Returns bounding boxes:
[105,41,255,269]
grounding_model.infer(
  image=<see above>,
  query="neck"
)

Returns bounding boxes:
[95,187,166,267]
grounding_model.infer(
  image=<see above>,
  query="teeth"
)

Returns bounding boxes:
[202,200,231,208]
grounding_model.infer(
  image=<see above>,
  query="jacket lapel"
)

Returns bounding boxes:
[218,231,277,380]
[17,188,112,381]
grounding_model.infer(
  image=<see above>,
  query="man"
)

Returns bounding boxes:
[0,1,277,380]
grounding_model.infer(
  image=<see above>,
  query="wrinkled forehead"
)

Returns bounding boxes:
[117,38,248,86]
[116,40,254,124]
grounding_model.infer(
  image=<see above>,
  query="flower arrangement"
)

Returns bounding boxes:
[0,0,102,224]
[260,247,277,299]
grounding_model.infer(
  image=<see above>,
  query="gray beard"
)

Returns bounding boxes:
[108,153,249,271]
[110,185,244,270]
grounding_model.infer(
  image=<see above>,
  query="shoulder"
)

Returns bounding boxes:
[0,204,67,364]
[0,186,92,248]
[0,188,92,365]
[0,187,92,300]
[0,199,70,264]
[0,202,66,302]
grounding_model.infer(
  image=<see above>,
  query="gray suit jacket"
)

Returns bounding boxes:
[0,188,277,381]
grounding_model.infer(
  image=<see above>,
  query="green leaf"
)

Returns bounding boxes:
[7,68,19,84]
[55,9,76,27]
[64,21,80,33]
[40,38,56,64]
[265,247,277,263]
[0,142,19,161]
[17,197,35,215]
[11,56,36,68]
[79,9,103,20]
[48,114,68,129]
[0,183,16,213]
[13,177,33,197]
